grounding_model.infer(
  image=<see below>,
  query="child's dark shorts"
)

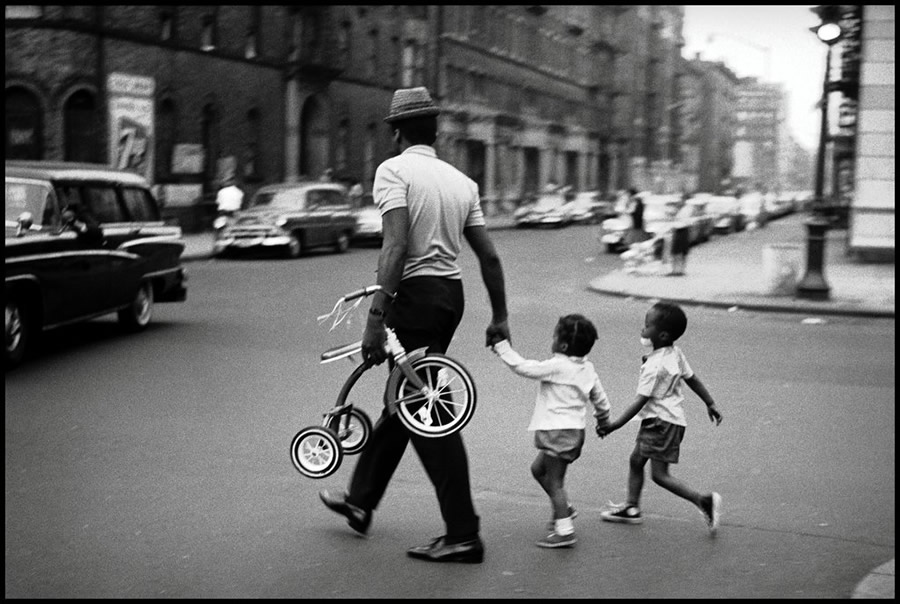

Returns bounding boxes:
[634,417,685,463]
[534,429,585,463]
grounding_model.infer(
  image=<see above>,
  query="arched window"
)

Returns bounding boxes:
[156,98,176,181]
[244,107,261,182]
[201,13,216,51]
[64,89,100,163]
[336,118,349,175]
[6,86,43,160]
[364,123,376,185]
[201,103,219,191]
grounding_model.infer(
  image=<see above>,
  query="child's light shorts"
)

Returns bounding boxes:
[534,428,585,463]
[635,417,685,463]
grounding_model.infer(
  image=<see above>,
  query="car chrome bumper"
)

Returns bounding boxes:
[214,234,291,251]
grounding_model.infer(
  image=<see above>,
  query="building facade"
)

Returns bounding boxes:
[6,5,692,226]
[732,79,785,194]
[684,57,740,194]
[845,5,894,257]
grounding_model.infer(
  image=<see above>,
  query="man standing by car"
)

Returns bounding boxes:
[319,86,510,564]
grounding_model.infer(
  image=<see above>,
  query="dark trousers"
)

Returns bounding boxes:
[346,277,480,540]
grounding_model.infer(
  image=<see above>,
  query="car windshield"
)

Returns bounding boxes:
[251,190,304,209]
[5,181,51,225]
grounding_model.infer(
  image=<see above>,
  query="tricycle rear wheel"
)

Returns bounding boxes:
[290,426,343,478]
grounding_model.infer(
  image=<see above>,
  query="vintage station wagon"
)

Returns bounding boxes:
[212,182,357,258]
[5,161,187,368]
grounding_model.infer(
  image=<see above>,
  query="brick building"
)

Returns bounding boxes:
[6,5,691,226]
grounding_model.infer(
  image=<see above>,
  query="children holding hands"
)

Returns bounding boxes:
[491,301,723,548]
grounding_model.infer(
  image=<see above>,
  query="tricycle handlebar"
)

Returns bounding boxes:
[342,285,395,302]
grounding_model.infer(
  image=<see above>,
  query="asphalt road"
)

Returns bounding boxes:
[5,224,895,597]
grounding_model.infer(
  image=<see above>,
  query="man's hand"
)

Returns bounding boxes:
[707,405,723,426]
[361,321,387,365]
[485,319,510,347]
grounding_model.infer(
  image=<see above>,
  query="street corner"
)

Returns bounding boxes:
[852,559,895,599]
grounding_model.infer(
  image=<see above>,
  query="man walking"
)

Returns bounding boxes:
[319,87,510,564]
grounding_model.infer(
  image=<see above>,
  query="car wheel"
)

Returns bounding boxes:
[5,298,30,369]
[334,232,350,254]
[118,281,154,332]
[605,243,618,254]
[285,233,302,259]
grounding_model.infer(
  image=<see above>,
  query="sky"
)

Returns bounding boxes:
[681,5,828,150]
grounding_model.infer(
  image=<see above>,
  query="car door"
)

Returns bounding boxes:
[118,186,184,296]
[6,180,97,324]
[319,189,354,240]
[302,188,332,248]
[80,182,141,309]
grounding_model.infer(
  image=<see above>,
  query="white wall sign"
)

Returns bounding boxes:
[108,73,155,182]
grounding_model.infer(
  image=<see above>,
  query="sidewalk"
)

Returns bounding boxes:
[588,213,894,319]
[180,213,894,319]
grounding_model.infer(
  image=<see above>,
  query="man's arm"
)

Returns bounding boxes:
[463,225,509,345]
[361,207,409,365]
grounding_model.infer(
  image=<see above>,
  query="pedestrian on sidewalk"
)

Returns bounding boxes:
[318,86,510,564]
[491,314,611,549]
[597,301,723,534]
[625,188,650,246]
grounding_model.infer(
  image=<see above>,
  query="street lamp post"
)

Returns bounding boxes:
[796,19,842,301]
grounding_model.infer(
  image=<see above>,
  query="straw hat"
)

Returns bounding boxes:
[384,87,440,123]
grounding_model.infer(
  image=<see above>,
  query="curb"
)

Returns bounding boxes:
[852,559,895,599]
[587,282,895,320]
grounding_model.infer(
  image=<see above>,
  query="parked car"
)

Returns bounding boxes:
[599,194,681,253]
[5,161,187,368]
[702,194,745,234]
[513,191,570,228]
[739,191,766,228]
[667,197,714,244]
[213,181,357,258]
[351,193,382,246]
[560,191,615,225]
[767,192,798,219]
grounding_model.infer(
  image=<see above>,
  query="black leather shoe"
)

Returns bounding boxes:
[407,536,484,564]
[319,489,371,535]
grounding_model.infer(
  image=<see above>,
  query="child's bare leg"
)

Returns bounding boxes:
[626,449,648,505]
[532,452,570,518]
[649,459,710,509]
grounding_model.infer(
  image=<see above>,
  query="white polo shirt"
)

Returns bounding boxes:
[634,345,694,426]
[373,145,486,280]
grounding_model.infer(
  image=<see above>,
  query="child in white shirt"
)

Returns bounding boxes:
[598,301,723,534]
[492,314,611,548]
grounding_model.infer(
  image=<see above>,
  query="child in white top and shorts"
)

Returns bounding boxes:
[598,301,723,534]
[492,314,611,548]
